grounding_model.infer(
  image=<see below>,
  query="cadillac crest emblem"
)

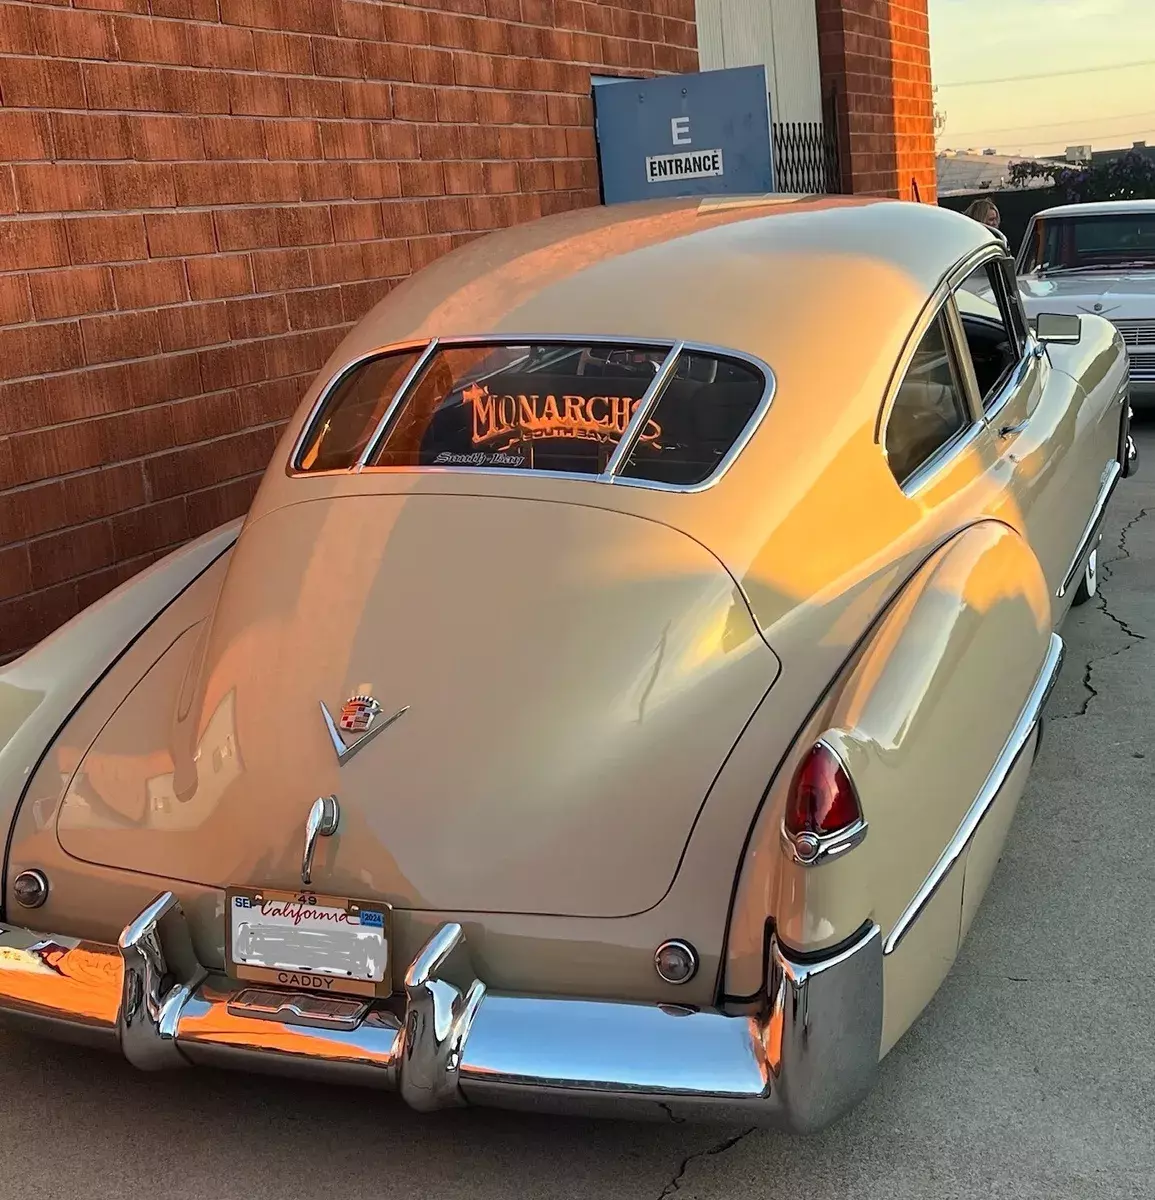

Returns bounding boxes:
[319,691,409,765]
[339,694,382,733]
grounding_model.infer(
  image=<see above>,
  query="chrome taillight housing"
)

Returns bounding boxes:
[782,741,868,865]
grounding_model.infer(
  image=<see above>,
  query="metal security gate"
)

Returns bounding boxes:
[771,120,842,195]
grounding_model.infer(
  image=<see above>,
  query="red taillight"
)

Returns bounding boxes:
[784,742,862,838]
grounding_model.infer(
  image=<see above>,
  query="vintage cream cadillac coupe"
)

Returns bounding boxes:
[0,195,1137,1131]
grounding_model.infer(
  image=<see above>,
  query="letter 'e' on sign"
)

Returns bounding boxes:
[592,65,774,205]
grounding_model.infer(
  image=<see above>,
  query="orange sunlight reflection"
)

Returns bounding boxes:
[0,942,120,1025]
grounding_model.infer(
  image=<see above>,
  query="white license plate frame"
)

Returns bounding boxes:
[225,888,392,999]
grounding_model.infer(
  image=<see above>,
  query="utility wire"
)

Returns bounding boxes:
[937,58,1155,87]
[945,109,1155,140]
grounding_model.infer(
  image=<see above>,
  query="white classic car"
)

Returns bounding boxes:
[0,195,1138,1132]
[1017,199,1155,406]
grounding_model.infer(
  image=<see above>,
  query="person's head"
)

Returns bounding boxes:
[965,198,1001,229]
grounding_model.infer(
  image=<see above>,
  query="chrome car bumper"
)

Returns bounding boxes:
[0,898,882,1131]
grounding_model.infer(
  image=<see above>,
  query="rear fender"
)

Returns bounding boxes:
[723,522,1052,1014]
[0,521,241,896]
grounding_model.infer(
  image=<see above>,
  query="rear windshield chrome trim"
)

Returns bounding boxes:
[357,338,440,470]
[602,341,684,479]
[288,333,777,494]
[288,337,435,476]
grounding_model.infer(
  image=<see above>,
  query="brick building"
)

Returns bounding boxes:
[0,0,934,659]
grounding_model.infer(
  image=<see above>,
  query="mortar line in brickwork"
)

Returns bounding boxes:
[0,383,292,443]
[0,423,289,501]
[0,54,653,79]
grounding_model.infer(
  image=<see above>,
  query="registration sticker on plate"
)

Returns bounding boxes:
[226,889,391,998]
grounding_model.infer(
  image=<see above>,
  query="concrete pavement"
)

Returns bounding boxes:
[1,431,1153,1199]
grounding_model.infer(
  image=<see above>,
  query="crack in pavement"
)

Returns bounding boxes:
[1053,507,1150,722]
[657,1127,756,1199]
[1115,505,1151,563]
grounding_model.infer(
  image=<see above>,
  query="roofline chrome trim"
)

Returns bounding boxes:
[287,333,778,495]
[883,631,1064,956]
[944,243,1008,293]
[603,341,684,479]
[1057,459,1122,599]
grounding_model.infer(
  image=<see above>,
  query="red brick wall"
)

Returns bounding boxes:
[0,0,697,659]
[815,0,934,201]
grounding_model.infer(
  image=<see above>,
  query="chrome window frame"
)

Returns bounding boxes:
[951,251,1035,423]
[288,333,777,495]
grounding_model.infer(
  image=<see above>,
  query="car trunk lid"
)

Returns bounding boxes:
[56,493,778,918]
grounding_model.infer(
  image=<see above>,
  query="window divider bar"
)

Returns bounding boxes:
[356,338,439,471]
[603,341,684,481]
[942,300,984,422]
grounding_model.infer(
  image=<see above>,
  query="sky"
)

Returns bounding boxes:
[928,0,1155,156]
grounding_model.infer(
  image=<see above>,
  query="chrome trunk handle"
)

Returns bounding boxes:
[301,794,340,885]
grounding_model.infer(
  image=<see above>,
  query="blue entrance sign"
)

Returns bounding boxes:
[593,65,774,205]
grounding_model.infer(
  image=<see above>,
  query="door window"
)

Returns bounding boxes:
[953,261,1022,409]
[885,311,971,487]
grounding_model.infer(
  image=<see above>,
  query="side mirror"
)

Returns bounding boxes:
[1035,312,1082,344]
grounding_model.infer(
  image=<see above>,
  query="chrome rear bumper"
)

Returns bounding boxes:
[0,899,882,1131]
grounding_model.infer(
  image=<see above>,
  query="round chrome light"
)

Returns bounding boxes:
[654,939,698,985]
[12,869,48,909]
[793,831,822,863]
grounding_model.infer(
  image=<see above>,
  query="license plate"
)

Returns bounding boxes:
[225,888,392,998]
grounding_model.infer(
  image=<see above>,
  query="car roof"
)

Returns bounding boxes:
[262,197,1006,623]
[1034,199,1155,218]
[332,195,995,382]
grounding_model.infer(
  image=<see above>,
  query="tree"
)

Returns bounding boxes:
[1009,150,1155,201]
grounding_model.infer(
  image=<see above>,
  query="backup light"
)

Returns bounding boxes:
[12,870,48,909]
[654,940,698,985]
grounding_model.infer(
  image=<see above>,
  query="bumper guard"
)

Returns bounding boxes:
[0,902,882,1131]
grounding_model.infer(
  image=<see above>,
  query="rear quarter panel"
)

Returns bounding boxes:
[724,523,1053,1050]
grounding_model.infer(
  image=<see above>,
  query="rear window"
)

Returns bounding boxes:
[295,341,767,487]
[297,350,420,472]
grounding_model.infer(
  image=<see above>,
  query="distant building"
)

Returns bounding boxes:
[936,150,1054,196]
[1041,140,1155,168]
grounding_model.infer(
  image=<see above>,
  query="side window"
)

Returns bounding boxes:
[885,311,971,486]
[953,261,1021,408]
